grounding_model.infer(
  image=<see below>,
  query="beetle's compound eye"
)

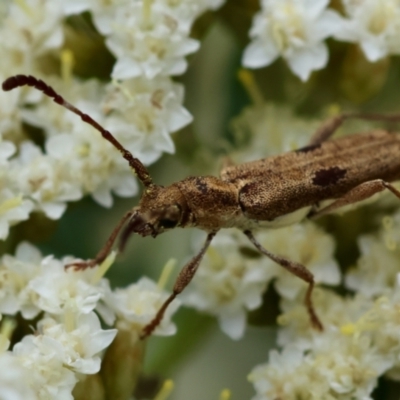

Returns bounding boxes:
[159,218,178,229]
[157,204,181,230]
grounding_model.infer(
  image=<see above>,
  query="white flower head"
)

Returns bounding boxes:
[20,76,138,209]
[230,103,320,162]
[62,0,130,35]
[107,1,199,80]
[0,352,36,400]
[335,0,400,62]
[36,313,117,375]
[11,142,82,219]
[0,242,43,319]
[183,231,272,340]
[250,330,390,400]
[108,277,180,336]
[242,0,341,81]
[1,0,64,72]
[345,212,400,297]
[13,334,77,400]
[29,255,112,319]
[0,188,33,240]
[256,222,340,301]
[102,77,192,165]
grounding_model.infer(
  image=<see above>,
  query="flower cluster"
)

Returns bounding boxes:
[0,242,179,399]
[243,0,400,81]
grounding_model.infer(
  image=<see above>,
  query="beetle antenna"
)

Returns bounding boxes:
[2,74,153,188]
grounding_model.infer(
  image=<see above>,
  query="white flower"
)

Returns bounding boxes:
[183,231,271,340]
[0,352,36,400]
[13,335,77,400]
[62,0,130,35]
[106,2,199,79]
[230,103,320,162]
[345,212,400,297]
[1,0,64,72]
[242,0,341,81]
[334,0,400,62]
[29,255,111,318]
[102,77,192,165]
[19,76,139,208]
[0,139,15,165]
[36,313,117,374]
[250,330,390,400]
[255,222,340,301]
[108,277,180,336]
[0,242,43,319]
[11,142,82,219]
[0,189,33,240]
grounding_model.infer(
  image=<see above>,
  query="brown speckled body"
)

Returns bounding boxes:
[155,130,400,233]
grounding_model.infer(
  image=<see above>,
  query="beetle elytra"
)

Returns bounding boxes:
[4,74,400,338]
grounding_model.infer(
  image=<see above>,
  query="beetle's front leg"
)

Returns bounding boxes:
[244,230,323,331]
[141,231,217,339]
[308,179,400,219]
[66,210,133,270]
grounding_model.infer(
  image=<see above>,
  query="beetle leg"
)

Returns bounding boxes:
[309,112,400,146]
[140,231,217,339]
[244,230,323,331]
[308,180,400,219]
[65,210,133,271]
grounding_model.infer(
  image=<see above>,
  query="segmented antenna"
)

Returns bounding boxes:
[2,74,153,188]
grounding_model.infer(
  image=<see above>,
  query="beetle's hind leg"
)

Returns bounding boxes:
[308,180,400,219]
[308,112,400,146]
[244,230,323,331]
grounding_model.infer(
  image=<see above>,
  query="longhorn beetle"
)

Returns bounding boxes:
[3,74,400,338]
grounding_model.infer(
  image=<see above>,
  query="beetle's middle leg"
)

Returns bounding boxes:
[308,179,400,219]
[309,112,400,146]
[141,231,217,339]
[243,230,323,331]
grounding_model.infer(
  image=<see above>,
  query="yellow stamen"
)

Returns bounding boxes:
[0,195,23,215]
[326,103,341,117]
[91,251,117,285]
[77,143,90,157]
[340,323,356,335]
[382,215,393,230]
[142,0,154,30]
[0,318,15,352]
[237,69,264,107]
[61,49,75,85]
[154,379,174,400]
[112,79,134,102]
[14,0,33,16]
[219,389,231,400]
[157,258,176,290]
[382,216,396,250]
[64,306,75,333]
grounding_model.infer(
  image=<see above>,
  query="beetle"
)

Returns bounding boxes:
[3,74,400,338]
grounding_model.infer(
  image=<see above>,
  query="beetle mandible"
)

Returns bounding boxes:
[3,74,400,338]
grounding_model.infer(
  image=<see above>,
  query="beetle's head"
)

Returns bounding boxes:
[119,184,188,249]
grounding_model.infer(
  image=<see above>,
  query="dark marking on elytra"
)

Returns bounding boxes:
[312,166,347,187]
[195,177,208,194]
[295,143,321,154]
